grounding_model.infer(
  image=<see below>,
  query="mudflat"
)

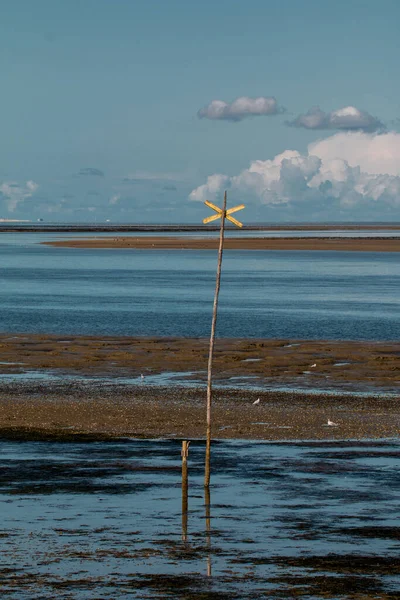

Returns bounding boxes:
[0,334,399,441]
[43,236,400,251]
[0,380,399,441]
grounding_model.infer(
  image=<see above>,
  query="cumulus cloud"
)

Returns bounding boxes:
[189,174,229,202]
[198,96,284,122]
[189,131,400,216]
[0,180,39,212]
[78,167,104,176]
[287,105,384,132]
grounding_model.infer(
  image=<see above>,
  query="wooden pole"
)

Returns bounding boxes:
[204,190,227,488]
[181,440,190,542]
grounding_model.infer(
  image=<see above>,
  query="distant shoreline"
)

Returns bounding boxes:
[2,222,400,233]
[43,235,400,252]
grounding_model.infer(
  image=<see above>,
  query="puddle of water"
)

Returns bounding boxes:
[334,362,352,366]
[241,358,262,362]
[0,361,24,365]
[284,343,301,348]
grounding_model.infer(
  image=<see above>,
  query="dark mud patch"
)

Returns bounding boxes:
[268,573,385,597]
[0,458,175,495]
[241,554,400,576]
[0,427,120,443]
[333,526,400,540]
[120,574,236,599]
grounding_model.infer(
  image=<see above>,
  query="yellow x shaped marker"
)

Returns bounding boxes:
[203,200,245,228]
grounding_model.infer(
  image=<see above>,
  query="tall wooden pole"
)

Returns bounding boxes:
[204,190,227,488]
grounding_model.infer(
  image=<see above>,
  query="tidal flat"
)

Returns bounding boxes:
[44,235,400,252]
[0,333,399,597]
[0,333,399,440]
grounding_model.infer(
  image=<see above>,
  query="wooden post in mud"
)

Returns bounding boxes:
[203,192,245,488]
[181,440,190,542]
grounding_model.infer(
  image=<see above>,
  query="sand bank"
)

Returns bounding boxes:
[43,236,400,251]
[0,381,399,441]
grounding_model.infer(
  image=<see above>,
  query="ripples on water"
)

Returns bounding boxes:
[0,232,399,340]
[0,438,399,598]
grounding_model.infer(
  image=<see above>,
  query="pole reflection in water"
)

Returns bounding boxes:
[205,486,212,577]
[181,441,190,543]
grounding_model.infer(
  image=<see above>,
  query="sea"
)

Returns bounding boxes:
[0,228,399,340]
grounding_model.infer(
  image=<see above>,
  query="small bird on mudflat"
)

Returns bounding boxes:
[310,363,317,368]
[327,419,338,426]
[253,398,260,405]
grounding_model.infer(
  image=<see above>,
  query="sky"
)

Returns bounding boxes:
[1,0,400,223]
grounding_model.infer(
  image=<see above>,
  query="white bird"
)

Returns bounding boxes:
[253,398,260,405]
[327,419,338,427]
[140,373,145,381]
[310,363,317,368]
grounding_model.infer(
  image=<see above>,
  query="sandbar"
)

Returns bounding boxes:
[43,236,400,252]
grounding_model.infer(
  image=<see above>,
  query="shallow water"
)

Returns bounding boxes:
[0,438,399,598]
[0,369,398,396]
[0,232,399,340]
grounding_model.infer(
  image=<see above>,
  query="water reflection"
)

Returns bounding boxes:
[205,485,212,578]
[181,440,189,543]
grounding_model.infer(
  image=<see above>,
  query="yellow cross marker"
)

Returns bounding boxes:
[203,200,245,228]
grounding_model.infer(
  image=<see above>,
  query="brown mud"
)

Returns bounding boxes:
[43,235,400,251]
[1,334,399,389]
[0,379,399,442]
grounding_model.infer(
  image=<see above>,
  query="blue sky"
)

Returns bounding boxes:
[1,0,400,222]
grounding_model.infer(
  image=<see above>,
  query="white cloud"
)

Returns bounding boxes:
[0,180,39,212]
[188,174,229,202]
[189,132,400,216]
[198,96,284,122]
[287,105,384,132]
[309,131,400,174]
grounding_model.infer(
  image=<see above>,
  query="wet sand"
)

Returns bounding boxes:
[0,334,399,441]
[1,380,399,441]
[1,334,398,390]
[44,235,400,251]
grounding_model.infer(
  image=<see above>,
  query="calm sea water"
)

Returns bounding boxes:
[0,232,399,340]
